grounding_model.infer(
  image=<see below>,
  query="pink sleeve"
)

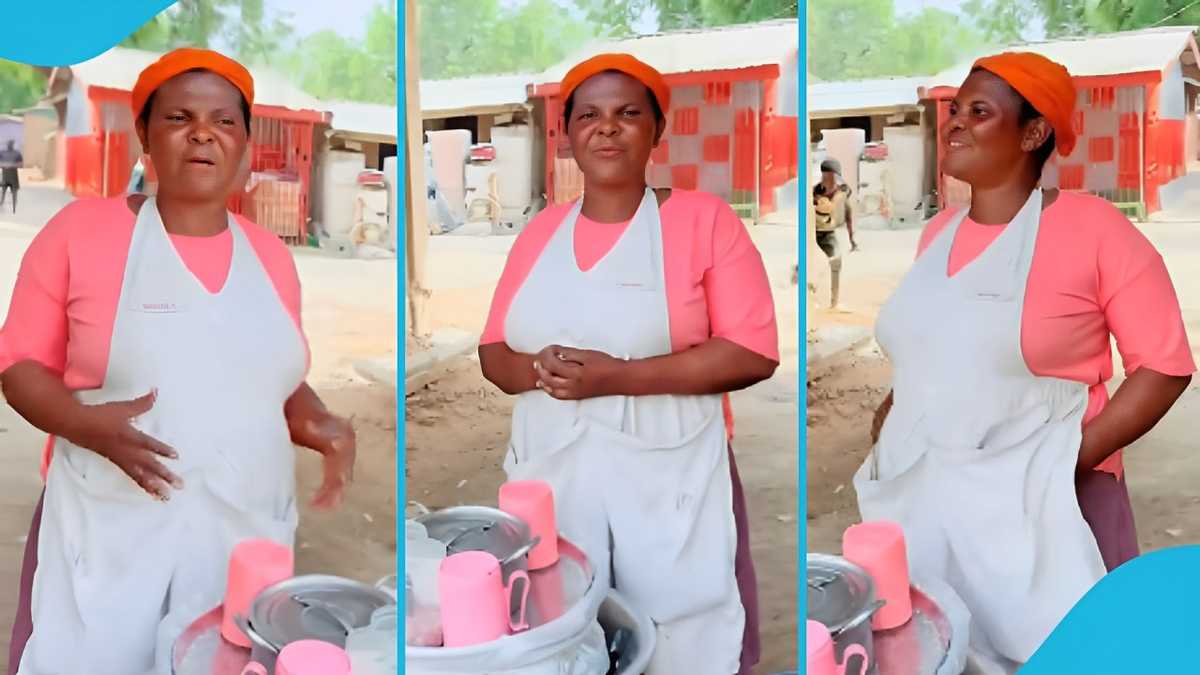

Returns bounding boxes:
[916,208,957,259]
[1096,213,1195,377]
[704,202,779,361]
[480,209,563,345]
[0,207,73,375]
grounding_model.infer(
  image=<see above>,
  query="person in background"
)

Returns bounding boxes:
[478,53,778,674]
[0,141,24,214]
[812,158,857,308]
[858,51,1193,671]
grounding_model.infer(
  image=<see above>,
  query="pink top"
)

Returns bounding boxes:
[481,190,779,437]
[0,197,308,477]
[917,191,1195,477]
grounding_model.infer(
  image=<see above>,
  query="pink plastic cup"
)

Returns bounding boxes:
[221,538,294,647]
[498,480,559,570]
[275,640,351,675]
[439,550,531,647]
[843,520,912,630]
[807,620,869,675]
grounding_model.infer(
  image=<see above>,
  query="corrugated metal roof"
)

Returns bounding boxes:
[926,26,1199,90]
[539,19,799,83]
[807,77,928,115]
[327,101,397,139]
[418,74,532,116]
[69,47,325,112]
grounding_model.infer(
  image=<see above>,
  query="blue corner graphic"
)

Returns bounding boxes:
[1023,545,1200,674]
[2,1,174,66]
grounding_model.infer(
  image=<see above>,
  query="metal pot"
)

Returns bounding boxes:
[239,574,396,671]
[808,554,884,675]
[415,505,540,582]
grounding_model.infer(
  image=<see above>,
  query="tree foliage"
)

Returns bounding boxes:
[807,0,982,80]
[0,61,46,114]
[417,0,797,79]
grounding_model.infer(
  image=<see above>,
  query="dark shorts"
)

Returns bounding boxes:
[2,169,19,189]
[816,230,839,259]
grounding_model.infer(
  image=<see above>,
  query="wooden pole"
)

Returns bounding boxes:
[405,0,431,339]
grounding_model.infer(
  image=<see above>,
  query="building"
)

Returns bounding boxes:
[808,76,930,143]
[923,26,1200,217]
[531,19,801,219]
[43,46,330,242]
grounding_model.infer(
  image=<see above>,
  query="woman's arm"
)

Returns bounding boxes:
[478,342,540,395]
[1077,368,1190,473]
[283,381,356,509]
[871,390,893,444]
[1,360,180,498]
[533,339,777,399]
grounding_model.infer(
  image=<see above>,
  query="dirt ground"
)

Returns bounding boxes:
[806,222,1200,559]
[0,185,398,670]
[405,219,801,672]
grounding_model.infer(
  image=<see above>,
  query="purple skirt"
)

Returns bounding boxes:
[8,450,766,674]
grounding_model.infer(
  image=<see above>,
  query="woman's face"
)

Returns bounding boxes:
[940,69,1050,188]
[566,71,663,188]
[136,70,249,203]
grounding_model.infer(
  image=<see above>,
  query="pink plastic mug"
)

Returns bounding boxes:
[221,538,294,647]
[275,640,351,675]
[498,480,559,570]
[439,550,531,647]
[807,620,870,675]
[843,520,912,630]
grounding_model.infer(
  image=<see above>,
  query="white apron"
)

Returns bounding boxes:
[502,188,744,674]
[853,189,1106,668]
[18,199,306,675]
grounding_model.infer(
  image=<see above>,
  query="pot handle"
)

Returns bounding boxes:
[501,535,541,566]
[831,598,885,636]
[839,643,870,675]
[506,569,531,632]
[375,574,399,600]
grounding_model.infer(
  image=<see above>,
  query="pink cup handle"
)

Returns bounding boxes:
[838,644,870,675]
[506,569,532,632]
[240,663,269,675]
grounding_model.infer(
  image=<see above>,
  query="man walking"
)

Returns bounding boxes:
[0,141,23,214]
[813,158,857,309]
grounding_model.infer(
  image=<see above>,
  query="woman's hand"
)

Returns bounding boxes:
[305,414,357,510]
[533,345,624,400]
[70,390,182,501]
[284,383,357,509]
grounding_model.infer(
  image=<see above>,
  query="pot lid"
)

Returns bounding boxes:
[417,506,532,560]
[249,574,395,649]
[807,554,876,632]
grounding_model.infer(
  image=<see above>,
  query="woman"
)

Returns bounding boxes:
[0,48,356,674]
[478,54,778,674]
[857,52,1193,670]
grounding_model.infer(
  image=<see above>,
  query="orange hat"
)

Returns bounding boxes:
[560,53,670,113]
[131,47,255,119]
[973,51,1077,157]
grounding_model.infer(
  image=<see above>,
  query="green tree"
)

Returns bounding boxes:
[963,0,1200,41]
[418,0,592,79]
[122,0,233,51]
[576,0,797,36]
[230,0,296,68]
[807,0,900,80]
[283,2,396,103]
[0,61,46,114]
